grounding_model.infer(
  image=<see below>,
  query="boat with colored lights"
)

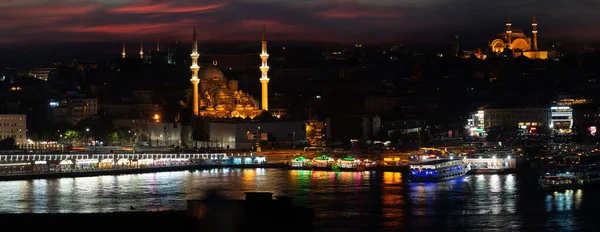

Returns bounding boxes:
[338,157,376,171]
[408,159,470,182]
[287,155,377,171]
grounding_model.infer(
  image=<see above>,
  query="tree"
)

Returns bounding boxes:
[64,130,80,144]
[107,132,119,145]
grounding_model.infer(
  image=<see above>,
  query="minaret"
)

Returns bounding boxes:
[259,25,270,111]
[506,17,512,48]
[157,40,160,52]
[532,16,538,51]
[453,34,459,57]
[121,41,126,58]
[190,25,200,116]
[139,41,144,59]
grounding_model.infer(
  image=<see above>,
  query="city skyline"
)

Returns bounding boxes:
[2,0,600,46]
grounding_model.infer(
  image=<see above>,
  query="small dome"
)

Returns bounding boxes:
[198,66,226,82]
[244,104,254,110]
[235,104,244,109]
[217,89,230,97]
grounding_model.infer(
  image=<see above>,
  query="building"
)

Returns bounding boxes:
[572,104,600,136]
[488,16,548,59]
[207,120,305,149]
[0,114,26,144]
[132,90,154,104]
[484,108,551,134]
[103,103,159,119]
[49,97,98,125]
[550,98,592,134]
[190,65,262,118]
[114,119,192,146]
[466,110,486,137]
[189,25,270,119]
[27,68,56,81]
[306,120,325,147]
[361,116,382,143]
[148,122,191,147]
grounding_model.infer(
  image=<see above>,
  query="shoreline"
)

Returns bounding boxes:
[0,163,287,181]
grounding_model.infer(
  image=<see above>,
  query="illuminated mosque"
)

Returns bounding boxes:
[489,16,548,59]
[119,26,273,119]
[188,25,271,119]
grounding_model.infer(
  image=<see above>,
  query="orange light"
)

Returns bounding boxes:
[153,114,160,122]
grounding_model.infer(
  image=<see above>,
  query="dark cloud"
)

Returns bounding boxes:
[0,0,598,47]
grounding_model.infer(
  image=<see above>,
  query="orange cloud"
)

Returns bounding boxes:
[315,6,402,19]
[112,2,226,14]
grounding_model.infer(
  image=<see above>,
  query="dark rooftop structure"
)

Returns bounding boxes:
[187,191,315,232]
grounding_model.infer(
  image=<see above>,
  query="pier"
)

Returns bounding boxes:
[0,152,286,181]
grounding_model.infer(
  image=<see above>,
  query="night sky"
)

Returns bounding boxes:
[1,0,600,50]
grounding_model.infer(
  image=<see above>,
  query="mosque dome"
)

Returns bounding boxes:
[217,89,230,98]
[199,65,226,82]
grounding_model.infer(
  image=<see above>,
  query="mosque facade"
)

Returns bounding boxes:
[188,25,270,119]
[489,16,548,59]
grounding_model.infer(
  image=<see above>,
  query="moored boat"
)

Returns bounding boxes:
[311,155,334,171]
[538,163,600,190]
[409,159,470,182]
[287,155,377,172]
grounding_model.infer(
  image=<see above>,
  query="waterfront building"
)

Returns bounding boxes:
[572,103,600,136]
[463,152,516,173]
[0,114,26,144]
[550,97,592,134]
[114,119,192,146]
[207,120,305,149]
[483,107,551,134]
[466,110,486,137]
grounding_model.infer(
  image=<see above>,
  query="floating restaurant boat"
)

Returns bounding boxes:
[287,155,376,171]
[538,164,600,190]
[409,159,470,182]
[339,157,379,171]
[311,155,334,171]
[290,156,310,169]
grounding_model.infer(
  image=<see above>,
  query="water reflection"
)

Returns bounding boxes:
[545,189,582,212]
[0,170,597,232]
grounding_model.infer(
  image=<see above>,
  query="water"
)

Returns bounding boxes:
[0,169,599,231]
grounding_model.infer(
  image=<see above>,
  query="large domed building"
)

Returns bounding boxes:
[194,65,261,118]
[187,25,271,119]
[488,16,548,59]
